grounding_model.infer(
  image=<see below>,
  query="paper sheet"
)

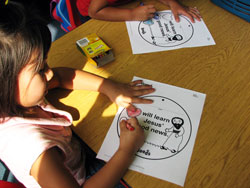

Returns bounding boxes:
[97,77,206,186]
[126,10,215,54]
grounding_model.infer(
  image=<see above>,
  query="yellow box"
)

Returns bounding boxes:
[76,33,115,67]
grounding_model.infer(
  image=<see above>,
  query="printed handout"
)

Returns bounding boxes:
[126,10,215,54]
[97,77,206,186]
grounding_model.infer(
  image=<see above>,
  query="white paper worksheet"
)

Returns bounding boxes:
[126,10,215,54]
[97,77,206,186]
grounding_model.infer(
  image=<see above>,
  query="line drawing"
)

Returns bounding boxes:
[126,10,215,54]
[138,12,194,47]
[116,95,192,160]
[97,77,206,186]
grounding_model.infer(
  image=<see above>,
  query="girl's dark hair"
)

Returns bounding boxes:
[0,1,52,121]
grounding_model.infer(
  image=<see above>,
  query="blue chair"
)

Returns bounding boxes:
[211,0,250,22]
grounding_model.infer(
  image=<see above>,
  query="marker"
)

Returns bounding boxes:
[154,12,159,20]
[126,123,135,131]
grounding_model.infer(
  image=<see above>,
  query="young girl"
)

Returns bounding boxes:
[0,2,155,188]
[77,0,201,22]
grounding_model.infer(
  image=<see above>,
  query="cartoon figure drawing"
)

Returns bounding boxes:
[138,11,193,47]
[161,117,185,153]
[166,34,183,42]
[116,95,193,160]
[151,34,183,45]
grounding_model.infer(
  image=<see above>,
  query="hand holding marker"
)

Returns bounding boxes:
[140,1,159,20]
[126,122,135,131]
[121,117,135,131]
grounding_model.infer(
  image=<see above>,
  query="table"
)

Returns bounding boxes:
[47,0,250,187]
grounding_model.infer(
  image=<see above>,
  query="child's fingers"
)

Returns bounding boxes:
[147,9,156,19]
[129,80,144,86]
[173,12,180,23]
[190,7,201,17]
[182,11,195,23]
[126,122,135,131]
[129,80,153,89]
[129,80,155,94]
[180,7,201,23]
[130,97,154,104]
[120,120,129,132]
[120,118,140,132]
[142,4,156,18]
[148,13,155,19]
[147,6,156,13]
[119,97,152,109]
[132,84,154,91]
[127,117,140,128]
[132,88,155,96]
[188,7,202,21]
[191,13,201,21]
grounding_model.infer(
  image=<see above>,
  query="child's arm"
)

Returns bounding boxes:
[158,0,201,23]
[30,118,144,188]
[49,67,155,109]
[88,0,156,21]
[83,118,145,187]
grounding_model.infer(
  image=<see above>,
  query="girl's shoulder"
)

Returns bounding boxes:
[0,109,75,188]
[0,102,73,143]
[1,99,72,126]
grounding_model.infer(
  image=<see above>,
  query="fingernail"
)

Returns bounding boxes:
[126,123,135,131]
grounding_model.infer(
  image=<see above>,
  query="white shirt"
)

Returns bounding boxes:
[0,102,86,188]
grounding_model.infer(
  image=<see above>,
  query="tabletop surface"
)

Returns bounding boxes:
[47,0,250,187]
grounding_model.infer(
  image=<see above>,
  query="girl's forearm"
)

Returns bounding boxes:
[50,67,106,91]
[89,7,134,21]
[82,149,134,188]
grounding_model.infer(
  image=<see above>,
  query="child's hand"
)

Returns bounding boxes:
[102,79,155,111]
[118,118,145,155]
[160,0,201,23]
[131,4,156,21]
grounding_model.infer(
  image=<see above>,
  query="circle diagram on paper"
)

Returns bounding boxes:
[117,95,192,160]
[138,12,194,47]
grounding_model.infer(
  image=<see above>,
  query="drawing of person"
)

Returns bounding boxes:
[150,34,183,46]
[167,34,183,42]
[161,117,185,153]
[152,34,183,44]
